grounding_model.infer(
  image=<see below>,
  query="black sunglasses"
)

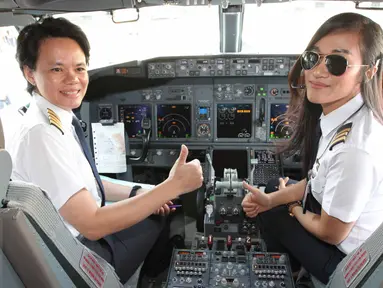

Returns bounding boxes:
[301,51,369,76]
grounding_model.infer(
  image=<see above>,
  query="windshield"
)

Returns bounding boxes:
[0,26,30,110]
[56,1,383,70]
[1,0,383,114]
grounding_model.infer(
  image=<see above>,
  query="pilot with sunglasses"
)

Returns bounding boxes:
[242,12,383,285]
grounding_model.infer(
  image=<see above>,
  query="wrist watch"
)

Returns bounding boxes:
[286,201,301,217]
[129,185,142,198]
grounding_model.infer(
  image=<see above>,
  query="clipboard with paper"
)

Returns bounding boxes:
[91,122,127,173]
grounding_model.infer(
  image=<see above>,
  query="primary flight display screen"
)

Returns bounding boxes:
[269,103,292,139]
[119,104,151,138]
[216,104,252,138]
[157,104,191,138]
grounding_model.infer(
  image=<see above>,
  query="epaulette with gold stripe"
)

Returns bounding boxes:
[47,108,64,135]
[329,122,352,151]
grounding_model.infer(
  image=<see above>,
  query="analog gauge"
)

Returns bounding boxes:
[99,107,112,120]
[197,123,210,137]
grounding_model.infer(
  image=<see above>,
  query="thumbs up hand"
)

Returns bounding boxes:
[241,182,272,218]
[168,144,204,196]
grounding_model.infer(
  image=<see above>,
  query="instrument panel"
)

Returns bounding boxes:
[216,103,252,139]
[166,237,295,288]
[269,103,292,140]
[118,104,151,138]
[157,104,192,139]
[144,56,295,79]
[87,55,300,170]
[92,80,291,144]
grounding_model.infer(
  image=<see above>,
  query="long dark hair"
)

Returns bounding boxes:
[283,12,383,177]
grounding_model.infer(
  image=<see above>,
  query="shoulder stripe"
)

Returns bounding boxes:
[47,110,60,121]
[47,113,60,124]
[332,131,349,143]
[47,108,64,135]
[330,122,352,151]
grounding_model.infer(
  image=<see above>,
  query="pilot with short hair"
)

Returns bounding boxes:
[242,12,383,285]
[8,17,203,283]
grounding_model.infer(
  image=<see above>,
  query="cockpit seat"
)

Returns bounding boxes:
[0,117,136,288]
[297,220,383,288]
[325,220,383,287]
[0,245,25,288]
[2,178,126,287]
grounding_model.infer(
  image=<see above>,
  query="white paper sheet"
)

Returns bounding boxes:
[91,123,127,173]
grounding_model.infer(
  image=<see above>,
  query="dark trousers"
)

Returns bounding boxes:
[259,178,346,284]
[79,215,169,284]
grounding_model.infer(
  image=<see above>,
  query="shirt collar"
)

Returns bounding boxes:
[33,91,74,131]
[320,93,364,137]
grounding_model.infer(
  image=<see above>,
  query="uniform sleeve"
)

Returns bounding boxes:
[322,147,377,223]
[19,125,86,210]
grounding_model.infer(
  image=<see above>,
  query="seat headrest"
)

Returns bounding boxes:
[0,117,4,150]
[0,150,12,202]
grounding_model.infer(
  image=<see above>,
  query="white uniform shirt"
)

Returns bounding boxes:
[1,102,29,150]
[8,92,101,237]
[309,93,383,254]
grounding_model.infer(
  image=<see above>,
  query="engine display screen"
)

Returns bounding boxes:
[157,104,191,138]
[216,104,252,138]
[269,104,293,139]
[119,104,151,138]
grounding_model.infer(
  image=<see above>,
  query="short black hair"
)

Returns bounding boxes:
[16,17,91,95]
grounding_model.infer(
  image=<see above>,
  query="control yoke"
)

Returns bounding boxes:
[126,117,151,164]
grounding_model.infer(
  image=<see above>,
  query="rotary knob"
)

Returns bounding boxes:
[270,88,278,96]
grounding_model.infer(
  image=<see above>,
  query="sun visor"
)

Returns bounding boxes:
[0,12,35,27]
[0,0,18,9]
[13,0,127,11]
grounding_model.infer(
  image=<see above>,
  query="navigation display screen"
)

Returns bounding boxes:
[269,103,293,139]
[157,104,191,138]
[119,104,151,138]
[216,104,252,138]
